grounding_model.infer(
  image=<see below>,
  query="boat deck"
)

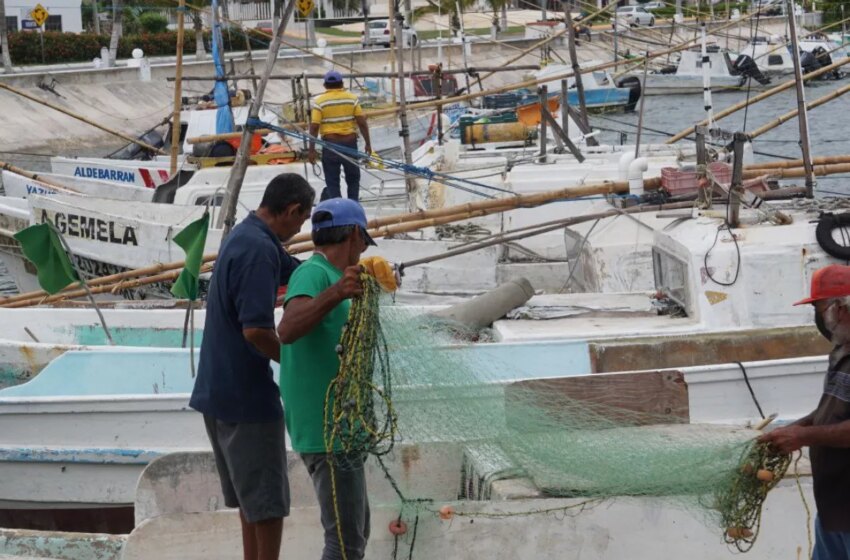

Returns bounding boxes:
[493,291,700,342]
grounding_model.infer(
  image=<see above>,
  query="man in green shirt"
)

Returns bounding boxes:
[277,197,377,560]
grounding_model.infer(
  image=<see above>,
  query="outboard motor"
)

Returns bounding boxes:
[615,76,642,113]
[108,129,165,161]
[152,170,197,203]
[800,49,820,74]
[809,46,840,79]
[813,46,834,67]
[730,53,771,85]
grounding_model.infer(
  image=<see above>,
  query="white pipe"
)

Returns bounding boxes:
[628,157,649,196]
[618,152,636,181]
[701,23,714,129]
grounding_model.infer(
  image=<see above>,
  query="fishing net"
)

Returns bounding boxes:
[325,275,792,556]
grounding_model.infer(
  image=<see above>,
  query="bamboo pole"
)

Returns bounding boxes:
[9,157,850,307]
[0,83,166,155]
[0,162,80,194]
[786,0,815,198]
[0,178,656,306]
[170,0,186,176]
[740,163,850,180]
[187,128,276,144]
[400,201,698,268]
[2,210,495,307]
[749,83,850,140]
[217,0,297,234]
[666,56,850,144]
[746,154,850,170]
[173,65,544,82]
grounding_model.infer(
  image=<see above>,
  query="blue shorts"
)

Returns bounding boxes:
[814,516,850,560]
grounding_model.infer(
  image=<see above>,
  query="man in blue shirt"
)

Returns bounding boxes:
[190,173,315,560]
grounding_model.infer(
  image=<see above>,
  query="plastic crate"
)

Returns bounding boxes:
[660,162,732,196]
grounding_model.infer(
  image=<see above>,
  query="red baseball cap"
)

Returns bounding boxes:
[794,265,850,305]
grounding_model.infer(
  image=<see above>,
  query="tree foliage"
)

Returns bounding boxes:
[139,11,169,32]
[0,0,13,72]
[7,28,267,64]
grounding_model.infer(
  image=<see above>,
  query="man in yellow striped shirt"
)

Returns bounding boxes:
[308,71,372,202]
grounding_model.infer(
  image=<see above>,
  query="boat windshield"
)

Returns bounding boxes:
[653,248,690,310]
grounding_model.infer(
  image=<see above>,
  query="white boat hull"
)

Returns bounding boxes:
[122,480,815,560]
[0,339,827,507]
[2,170,155,202]
[50,157,187,189]
[642,75,746,95]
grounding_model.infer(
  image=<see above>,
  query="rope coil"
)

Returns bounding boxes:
[323,274,398,560]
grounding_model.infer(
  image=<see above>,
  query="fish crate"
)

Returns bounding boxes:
[660,162,732,196]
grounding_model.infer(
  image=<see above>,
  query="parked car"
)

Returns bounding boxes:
[361,19,418,48]
[613,5,655,28]
[751,0,783,15]
[641,2,666,11]
[255,21,273,35]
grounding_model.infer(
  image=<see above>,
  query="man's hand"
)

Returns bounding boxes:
[243,328,281,363]
[758,425,810,454]
[364,144,373,156]
[308,148,317,164]
[334,265,364,300]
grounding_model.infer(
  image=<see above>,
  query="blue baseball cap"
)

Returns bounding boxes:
[323,70,343,86]
[312,198,377,246]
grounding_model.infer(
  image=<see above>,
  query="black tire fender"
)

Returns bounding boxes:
[816,212,850,260]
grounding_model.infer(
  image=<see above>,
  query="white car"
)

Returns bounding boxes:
[614,5,655,28]
[641,2,666,11]
[361,19,418,48]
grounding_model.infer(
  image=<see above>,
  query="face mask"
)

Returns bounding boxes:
[815,308,833,341]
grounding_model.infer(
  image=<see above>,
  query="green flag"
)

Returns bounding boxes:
[14,223,79,295]
[171,212,210,301]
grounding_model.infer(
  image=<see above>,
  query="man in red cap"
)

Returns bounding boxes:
[760,264,850,559]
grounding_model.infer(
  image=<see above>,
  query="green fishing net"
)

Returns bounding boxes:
[325,277,791,554]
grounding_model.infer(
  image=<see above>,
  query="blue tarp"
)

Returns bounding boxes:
[212,0,234,134]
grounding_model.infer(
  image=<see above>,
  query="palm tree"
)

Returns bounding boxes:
[487,0,508,33]
[424,0,476,36]
[192,11,205,60]
[0,0,13,73]
[108,0,123,65]
[325,0,355,18]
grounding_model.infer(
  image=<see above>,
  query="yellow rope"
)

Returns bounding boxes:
[323,273,398,560]
[793,451,813,560]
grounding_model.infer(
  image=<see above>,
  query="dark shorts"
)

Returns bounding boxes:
[204,414,290,523]
[302,453,370,560]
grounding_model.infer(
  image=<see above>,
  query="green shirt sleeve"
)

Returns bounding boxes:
[284,262,331,303]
